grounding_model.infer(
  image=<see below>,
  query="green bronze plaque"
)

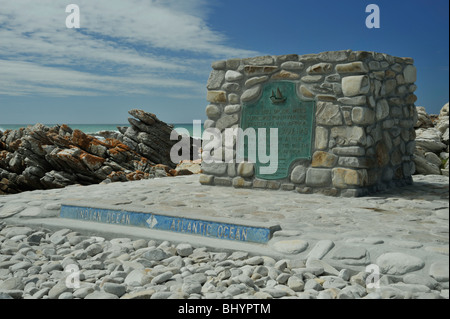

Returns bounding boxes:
[240,81,315,180]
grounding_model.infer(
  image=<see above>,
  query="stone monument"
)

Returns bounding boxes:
[200,50,418,197]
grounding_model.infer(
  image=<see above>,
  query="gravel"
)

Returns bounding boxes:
[0,221,447,299]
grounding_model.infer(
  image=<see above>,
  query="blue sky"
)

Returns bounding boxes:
[0,0,448,124]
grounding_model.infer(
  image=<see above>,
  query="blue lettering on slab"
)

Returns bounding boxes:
[60,205,277,244]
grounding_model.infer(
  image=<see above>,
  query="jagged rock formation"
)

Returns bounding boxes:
[413,103,449,176]
[0,110,200,195]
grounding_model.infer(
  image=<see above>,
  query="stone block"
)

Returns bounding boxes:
[207,91,227,103]
[224,104,241,114]
[403,65,417,83]
[214,177,232,186]
[215,114,239,131]
[253,179,268,188]
[272,70,300,80]
[342,75,370,97]
[336,62,368,73]
[225,70,243,82]
[205,104,221,120]
[316,102,343,126]
[207,70,225,90]
[232,177,253,188]
[351,107,375,125]
[281,61,304,70]
[332,146,366,156]
[337,96,367,106]
[201,162,227,175]
[312,151,338,168]
[305,168,332,187]
[307,63,333,74]
[331,126,366,146]
[315,126,329,150]
[332,168,368,188]
[199,174,214,185]
[245,76,268,88]
[298,85,314,99]
[244,66,278,76]
[376,99,390,120]
[241,85,262,102]
[237,162,254,177]
[290,165,307,184]
[338,157,370,168]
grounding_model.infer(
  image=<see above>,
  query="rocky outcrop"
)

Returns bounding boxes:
[413,103,449,176]
[0,110,200,195]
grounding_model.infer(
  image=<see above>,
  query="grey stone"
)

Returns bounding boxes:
[73,286,95,299]
[307,63,333,74]
[306,240,335,262]
[305,168,332,187]
[48,280,71,299]
[281,61,304,70]
[287,276,304,292]
[376,252,425,275]
[225,70,243,82]
[232,177,252,188]
[316,102,343,126]
[0,277,24,291]
[403,274,440,289]
[333,146,365,156]
[4,226,33,238]
[224,104,241,114]
[342,75,370,97]
[317,288,339,299]
[306,259,340,276]
[429,261,449,282]
[9,261,32,272]
[184,273,207,284]
[151,271,173,285]
[17,207,42,218]
[241,85,261,103]
[201,162,227,175]
[245,76,269,88]
[124,269,147,286]
[245,256,264,265]
[102,283,126,297]
[182,282,202,294]
[85,291,119,299]
[376,99,390,120]
[176,243,193,257]
[0,205,26,219]
[304,279,323,291]
[315,126,329,150]
[58,292,74,299]
[352,107,375,125]
[215,114,239,131]
[337,96,367,105]
[331,246,368,260]
[413,155,441,175]
[337,285,365,299]
[85,243,103,257]
[403,65,417,83]
[273,240,308,254]
[290,165,307,184]
[237,162,254,178]
[205,104,221,120]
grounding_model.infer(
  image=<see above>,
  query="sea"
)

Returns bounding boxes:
[0,123,203,139]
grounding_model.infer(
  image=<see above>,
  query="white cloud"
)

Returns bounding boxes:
[0,0,258,97]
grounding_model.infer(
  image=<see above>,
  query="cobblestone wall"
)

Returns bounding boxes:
[200,50,418,197]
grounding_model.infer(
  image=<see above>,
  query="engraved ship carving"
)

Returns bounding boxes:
[270,88,286,104]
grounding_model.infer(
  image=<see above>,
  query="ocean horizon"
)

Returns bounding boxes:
[0,123,203,139]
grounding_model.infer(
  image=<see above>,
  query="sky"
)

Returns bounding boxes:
[0,0,448,124]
